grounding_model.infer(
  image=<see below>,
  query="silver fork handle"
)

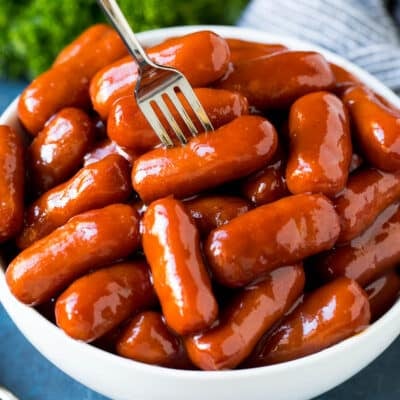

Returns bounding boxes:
[96,0,152,69]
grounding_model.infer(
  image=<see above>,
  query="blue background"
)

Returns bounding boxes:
[0,80,399,399]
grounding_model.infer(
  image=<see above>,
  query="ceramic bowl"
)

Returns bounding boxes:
[1,25,399,400]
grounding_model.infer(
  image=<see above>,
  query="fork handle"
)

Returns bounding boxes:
[97,0,151,69]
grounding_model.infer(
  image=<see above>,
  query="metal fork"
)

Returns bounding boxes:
[97,0,214,146]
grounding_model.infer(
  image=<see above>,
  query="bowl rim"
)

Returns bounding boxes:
[1,24,399,381]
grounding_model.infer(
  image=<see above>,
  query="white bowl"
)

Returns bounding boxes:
[1,25,400,400]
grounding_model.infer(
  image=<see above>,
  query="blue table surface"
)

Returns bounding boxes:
[0,79,399,400]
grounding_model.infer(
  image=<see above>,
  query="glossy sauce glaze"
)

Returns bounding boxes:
[184,195,251,236]
[18,26,128,135]
[226,38,287,64]
[142,197,218,335]
[107,88,249,153]
[0,125,24,243]
[217,51,335,110]
[55,261,156,342]
[365,270,400,322]
[316,202,400,287]
[240,148,289,206]
[206,193,340,287]
[116,311,191,368]
[6,204,140,305]
[90,31,231,119]
[343,85,400,172]
[286,91,352,196]
[185,264,305,370]
[334,168,400,244]
[132,115,278,204]
[83,138,137,167]
[17,154,132,249]
[28,108,94,194]
[248,277,370,366]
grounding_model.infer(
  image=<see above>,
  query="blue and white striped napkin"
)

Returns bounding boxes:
[238,0,400,93]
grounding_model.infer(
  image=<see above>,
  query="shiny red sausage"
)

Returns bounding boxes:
[90,31,231,119]
[83,139,137,167]
[6,204,140,305]
[132,115,278,204]
[226,38,287,64]
[334,168,400,244]
[142,197,218,335]
[329,63,361,94]
[217,51,335,110]
[0,125,24,243]
[240,148,288,206]
[316,202,400,286]
[343,85,400,172]
[17,154,131,249]
[286,91,352,196]
[53,24,111,66]
[18,28,128,135]
[184,195,251,236]
[205,193,340,287]
[107,88,249,153]
[55,261,156,342]
[248,277,370,366]
[28,108,94,194]
[185,264,305,370]
[116,311,191,368]
[365,270,400,322]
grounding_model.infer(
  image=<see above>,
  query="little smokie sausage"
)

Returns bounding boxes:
[206,193,340,287]
[226,38,287,64]
[185,264,305,370]
[17,154,131,249]
[240,148,289,206]
[7,204,140,305]
[0,126,24,243]
[116,311,191,368]
[334,168,400,244]
[107,88,249,153]
[365,270,400,322]
[28,108,95,194]
[316,202,400,287]
[53,24,111,66]
[184,195,251,236]
[216,51,335,110]
[90,31,230,119]
[18,28,128,135]
[329,63,361,94]
[342,85,400,172]
[286,92,352,196]
[142,197,218,335]
[248,277,370,366]
[132,115,278,204]
[83,139,137,167]
[55,261,156,342]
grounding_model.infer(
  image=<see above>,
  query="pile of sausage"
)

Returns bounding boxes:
[1,24,400,371]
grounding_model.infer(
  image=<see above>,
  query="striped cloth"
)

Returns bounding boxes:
[238,0,400,94]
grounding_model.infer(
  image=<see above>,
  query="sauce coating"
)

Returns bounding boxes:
[217,51,335,109]
[206,193,340,287]
[142,197,218,335]
[28,107,94,194]
[55,261,156,342]
[132,115,278,204]
[286,91,352,196]
[249,277,370,366]
[6,204,140,305]
[0,126,24,243]
[17,154,132,249]
[116,311,190,368]
[185,264,305,370]
[107,88,249,153]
